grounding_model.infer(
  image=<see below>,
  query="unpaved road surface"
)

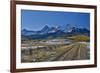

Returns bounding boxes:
[52,43,89,61]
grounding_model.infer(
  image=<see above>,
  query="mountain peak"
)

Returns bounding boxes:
[44,25,49,28]
[40,25,50,34]
[42,25,49,30]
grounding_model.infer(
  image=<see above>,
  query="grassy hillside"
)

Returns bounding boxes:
[68,35,90,42]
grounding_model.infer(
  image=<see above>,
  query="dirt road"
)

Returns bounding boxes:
[52,43,89,61]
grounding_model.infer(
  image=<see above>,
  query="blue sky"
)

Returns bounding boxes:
[21,9,90,31]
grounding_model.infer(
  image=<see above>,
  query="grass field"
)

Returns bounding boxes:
[68,35,90,42]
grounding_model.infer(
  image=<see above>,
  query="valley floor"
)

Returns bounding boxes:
[21,40,90,62]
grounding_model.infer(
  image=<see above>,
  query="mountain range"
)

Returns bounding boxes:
[21,24,90,39]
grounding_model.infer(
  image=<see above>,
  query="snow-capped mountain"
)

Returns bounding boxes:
[39,25,50,34]
[39,25,62,34]
[59,24,73,32]
[22,25,62,35]
[21,24,90,37]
